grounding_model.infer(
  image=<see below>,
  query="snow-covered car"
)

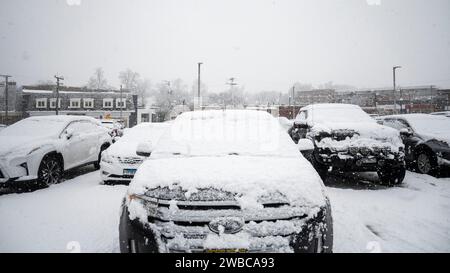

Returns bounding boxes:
[100,119,124,139]
[379,114,450,175]
[430,111,450,118]
[289,104,405,185]
[100,122,170,185]
[119,110,333,253]
[0,116,112,188]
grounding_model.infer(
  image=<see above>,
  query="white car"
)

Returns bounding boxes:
[0,116,112,188]
[100,122,170,185]
[119,110,333,253]
[100,119,124,138]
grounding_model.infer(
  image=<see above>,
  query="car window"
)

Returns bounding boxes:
[383,118,409,130]
[66,121,96,135]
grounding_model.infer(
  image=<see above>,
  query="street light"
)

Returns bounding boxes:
[197,62,203,109]
[393,66,401,114]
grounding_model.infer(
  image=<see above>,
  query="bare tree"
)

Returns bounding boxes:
[119,69,140,91]
[88,67,108,90]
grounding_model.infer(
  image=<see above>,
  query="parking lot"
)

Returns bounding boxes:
[1,166,449,253]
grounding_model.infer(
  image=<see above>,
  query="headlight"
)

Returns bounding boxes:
[101,153,114,164]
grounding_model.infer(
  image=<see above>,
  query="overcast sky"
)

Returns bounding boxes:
[1,0,449,92]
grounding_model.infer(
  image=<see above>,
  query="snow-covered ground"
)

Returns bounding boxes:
[0,167,449,253]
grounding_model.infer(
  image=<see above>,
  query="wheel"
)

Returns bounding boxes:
[38,155,63,187]
[94,144,109,170]
[415,152,436,175]
[377,165,406,186]
[303,150,328,180]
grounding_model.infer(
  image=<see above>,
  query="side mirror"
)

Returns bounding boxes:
[297,139,314,151]
[136,142,152,157]
[64,128,74,139]
[399,128,413,137]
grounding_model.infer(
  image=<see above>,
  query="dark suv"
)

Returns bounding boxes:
[289,104,406,185]
[379,114,450,175]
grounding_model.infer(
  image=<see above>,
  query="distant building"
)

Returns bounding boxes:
[0,81,22,124]
[294,89,336,106]
[19,85,137,127]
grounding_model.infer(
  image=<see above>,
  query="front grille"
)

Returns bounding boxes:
[118,157,143,165]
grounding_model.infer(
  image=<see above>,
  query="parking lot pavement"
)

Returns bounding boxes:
[0,169,449,253]
[327,172,450,253]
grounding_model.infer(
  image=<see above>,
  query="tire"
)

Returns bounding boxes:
[37,154,63,187]
[303,150,328,181]
[415,152,436,175]
[94,144,109,170]
[377,165,406,186]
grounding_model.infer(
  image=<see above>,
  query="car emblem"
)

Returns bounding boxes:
[208,217,244,235]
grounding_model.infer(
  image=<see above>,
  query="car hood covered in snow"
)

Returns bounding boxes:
[0,135,57,157]
[129,155,327,210]
[106,123,170,157]
[310,121,403,152]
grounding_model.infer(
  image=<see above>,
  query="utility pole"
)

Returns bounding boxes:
[54,75,64,115]
[227,77,237,107]
[197,62,203,109]
[1,74,11,121]
[291,85,295,119]
[120,85,123,121]
[393,66,401,114]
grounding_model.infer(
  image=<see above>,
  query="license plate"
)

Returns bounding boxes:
[123,169,137,176]
[361,158,377,164]
[205,248,248,253]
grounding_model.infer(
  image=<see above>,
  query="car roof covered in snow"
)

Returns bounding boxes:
[297,103,375,125]
[151,110,300,157]
[26,115,100,123]
[381,113,450,136]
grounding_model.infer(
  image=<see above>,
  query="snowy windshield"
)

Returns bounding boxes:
[308,105,375,124]
[153,110,299,157]
[0,118,66,138]
[119,124,169,144]
[407,116,450,135]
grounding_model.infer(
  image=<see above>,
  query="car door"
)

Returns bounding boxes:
[79,121,104,163]
[383,118,419,162]
[61,121,92,169]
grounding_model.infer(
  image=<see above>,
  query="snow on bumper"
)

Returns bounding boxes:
[119,197,333,253]
[0,153,40,184]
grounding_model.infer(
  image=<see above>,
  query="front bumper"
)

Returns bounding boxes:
[314,149,404,172]
[119,200,333,253]
[100,160,142,185]
[0,156,39,186]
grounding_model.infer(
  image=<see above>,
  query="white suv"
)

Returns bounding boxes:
[0,116,112,188]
